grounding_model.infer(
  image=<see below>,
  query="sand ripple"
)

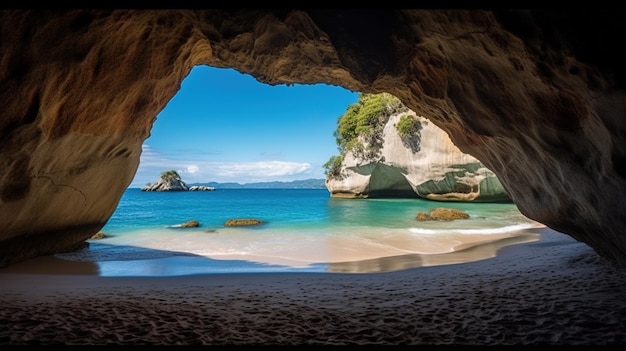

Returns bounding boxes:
[2,229,626,345]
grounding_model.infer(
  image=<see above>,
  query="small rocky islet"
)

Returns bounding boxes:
[141,170,215,192]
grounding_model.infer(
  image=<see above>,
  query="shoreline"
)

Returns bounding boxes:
[2,227,626,344]
[0,222,547,276]
[0,230,543,276]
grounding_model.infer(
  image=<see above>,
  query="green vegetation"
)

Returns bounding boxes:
[324,92,409,179]
[395,113,423,152]
[396,114,421,138]
[160,170,182,181]
[322,154,345,179]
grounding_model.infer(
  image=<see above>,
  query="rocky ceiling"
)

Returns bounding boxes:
[1,9,626,268]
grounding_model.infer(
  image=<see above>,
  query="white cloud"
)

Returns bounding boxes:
[136,144,170,167]
[216,161,311,178]
[129,145,321,188]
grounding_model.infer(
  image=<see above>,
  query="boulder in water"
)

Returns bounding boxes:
[224,218,264,227]
[416,208,470,221]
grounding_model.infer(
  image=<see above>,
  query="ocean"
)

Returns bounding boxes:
[56,188,544,276]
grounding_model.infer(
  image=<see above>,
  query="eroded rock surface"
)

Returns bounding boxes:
[326,112,509,201]
[416,208,470,221]
[142,178,189,192]
[224,219,264,227]
[1,9,626,266]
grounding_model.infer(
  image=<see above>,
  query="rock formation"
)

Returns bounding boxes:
[142,178,189,192]
[141,170,214,191]
[1,10,626,267]
[141,170,189,191]
[416,208,470,221]
[189,185,215,191]
[224,219,264,227]
[174,220,200,228]
[326,94,509,201]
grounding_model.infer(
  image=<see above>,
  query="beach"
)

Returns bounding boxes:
[42,188,548,275]
[2,226,626,345]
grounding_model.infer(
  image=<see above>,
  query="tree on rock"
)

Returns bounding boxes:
[141,169,189,191]
[161,170,182,181]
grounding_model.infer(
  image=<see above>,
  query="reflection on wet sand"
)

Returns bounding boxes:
[0,255,101,275]
[0,232,541,276]
[327,232,540,273]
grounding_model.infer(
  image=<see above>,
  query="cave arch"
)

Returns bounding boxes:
[131,65,358,188]
[2,9,626,267]
[366,164,419,199]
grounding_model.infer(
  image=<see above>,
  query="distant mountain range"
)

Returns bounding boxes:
[189,178,327,189]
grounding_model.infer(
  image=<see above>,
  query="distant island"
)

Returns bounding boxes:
[189,178,326,189]
[141,170,215,191]
[139,170,326,190]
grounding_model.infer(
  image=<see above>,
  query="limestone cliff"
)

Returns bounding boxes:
[326,94,509,202]
[1,10,626,267]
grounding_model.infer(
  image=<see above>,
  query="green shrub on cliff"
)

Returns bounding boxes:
[324,92,409,178]
[323,154,345,178]
[396,113,421,138]
[395,113,423,152]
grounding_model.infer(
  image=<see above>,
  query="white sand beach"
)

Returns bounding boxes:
[2,226,626,345]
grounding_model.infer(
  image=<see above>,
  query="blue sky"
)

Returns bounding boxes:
[129,66,359,188]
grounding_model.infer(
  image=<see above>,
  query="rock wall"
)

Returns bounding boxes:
[1,9,626,266]
[326,112,509,202]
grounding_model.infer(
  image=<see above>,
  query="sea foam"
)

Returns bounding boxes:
[409,222,542,235]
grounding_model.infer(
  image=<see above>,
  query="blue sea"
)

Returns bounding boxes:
[56,188,544,276]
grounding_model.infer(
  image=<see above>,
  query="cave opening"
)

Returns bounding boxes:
[80,65,541,276]
[131,65,359,189]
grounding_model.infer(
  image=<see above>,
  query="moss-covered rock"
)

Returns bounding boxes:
[416,208,470,221]
[224,218,264,227]
[180,220,200,228]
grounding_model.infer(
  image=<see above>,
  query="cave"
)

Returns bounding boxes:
[2,9,626,268]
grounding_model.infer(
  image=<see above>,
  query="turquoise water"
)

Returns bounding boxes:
[56,188,544,275]
[104,188,532,232]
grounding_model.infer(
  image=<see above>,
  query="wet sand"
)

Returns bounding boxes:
[2,227,626,345]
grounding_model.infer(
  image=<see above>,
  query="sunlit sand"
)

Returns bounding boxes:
[2,227,626,345]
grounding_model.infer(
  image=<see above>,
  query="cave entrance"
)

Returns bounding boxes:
[130,65,358,189]
[87,65,537,276]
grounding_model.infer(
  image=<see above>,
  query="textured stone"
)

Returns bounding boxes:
[188,186,215,191]
[89,232,108,240]
[224,219,264,227]
[326,112,510,201]
[141,178,189,192]
[1,10,626,266]
[416,208,470,221]
[179,220,200,228]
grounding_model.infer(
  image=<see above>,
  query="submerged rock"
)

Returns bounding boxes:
[169,220,200,228]
[416,208,470,221]
[224,218,264,227]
